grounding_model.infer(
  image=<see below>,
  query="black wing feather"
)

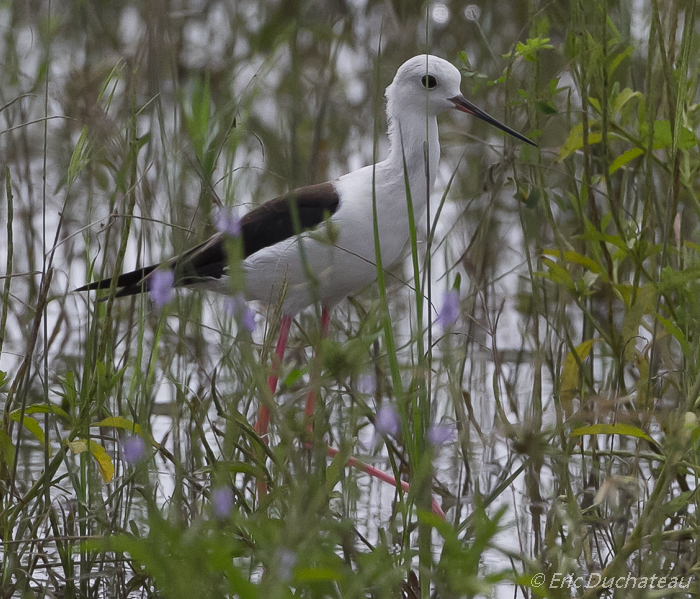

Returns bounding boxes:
[76,182,340,298]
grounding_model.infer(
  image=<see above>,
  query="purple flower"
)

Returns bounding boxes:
[436,289,460,329]
[149,269,175,307]
[274,548,297,582]
[357,372,376,395]
[122,435,146,465]
[215,209,241,237]
[211,486,234,518]
[375,403,400,437]
[225,293,256,333]
[242,308,256,333]
[427,424,456,446]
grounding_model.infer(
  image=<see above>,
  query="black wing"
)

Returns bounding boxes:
[76,182,341,298]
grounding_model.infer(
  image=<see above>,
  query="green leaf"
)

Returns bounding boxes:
[225,460,266,478]
[570,423,654,444]
[621,285,655,360]
[658,264,700,289]
[575,228,634,251]
[24,403,70,420]
[295,567,344,583]
[524,186,541,209]
[662,491,694,516]
[59,371,77,413]
[656,314,691,357]
[92,362,127,396]
[284,367,308,387]
[612,86,641,113]
[609,147,644,173]
[0,430,16,469]
[557,122,602,161]
[508,37,554,62]
[641,120,697,150]
[9,411,50,454]
[540,258,575,290]
[587,97,601,113]
[325,443,353,494]
[183,76,215,174]
[609,47,635,76]
[67,126,92,184]
[536,101,557,115]
[542,249,605,275]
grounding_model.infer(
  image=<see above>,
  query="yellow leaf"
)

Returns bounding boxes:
[91,417,158,448]
[88,441,115,483]
[571,423,654,444]
[68,439,88,454]
[560,339,599,410]
[67,439,114,483]
[91,416,142,435]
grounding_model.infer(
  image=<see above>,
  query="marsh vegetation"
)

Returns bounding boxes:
[1,0,699,597]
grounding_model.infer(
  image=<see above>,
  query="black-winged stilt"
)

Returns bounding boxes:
[78,55,535,514]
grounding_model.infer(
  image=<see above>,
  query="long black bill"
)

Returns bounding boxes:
[449,95,537,147]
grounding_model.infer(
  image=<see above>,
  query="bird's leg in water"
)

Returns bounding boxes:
[304,306,331,435]
[255,313,293,498]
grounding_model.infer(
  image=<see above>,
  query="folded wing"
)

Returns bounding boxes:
[76,182,340,298]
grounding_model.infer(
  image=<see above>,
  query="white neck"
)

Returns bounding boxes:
[383,110,440,216]
[331,108,442,270]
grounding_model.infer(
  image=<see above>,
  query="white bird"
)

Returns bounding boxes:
[78,54,535,506]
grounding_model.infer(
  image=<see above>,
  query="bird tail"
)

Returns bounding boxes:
[75,234,227,299]
[74,264,159,298]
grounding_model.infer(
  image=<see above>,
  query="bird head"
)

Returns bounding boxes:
[386,54,537,147]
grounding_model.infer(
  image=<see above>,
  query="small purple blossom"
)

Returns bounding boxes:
[242,308,256,333]
[427,424,456,446]
[274,547,297,582]
[215,209,241,237]
[211,486,234,518]
[357,372,376,395]
[375,403,400,437]
[149,269,175,307]
[122,435,146,465]
[436,289,460,329]
[225,293,256,333]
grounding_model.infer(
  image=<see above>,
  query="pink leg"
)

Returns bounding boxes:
[297,308,445,518]
[255,314,292,499]
[325,446,446,519]
[304,306,331,432]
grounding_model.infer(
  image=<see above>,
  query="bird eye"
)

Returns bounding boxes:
[421,75,437,89]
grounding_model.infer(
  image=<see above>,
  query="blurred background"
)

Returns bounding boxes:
[2,0,699,596]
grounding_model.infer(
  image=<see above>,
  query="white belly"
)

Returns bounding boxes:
[241,216,406,314]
